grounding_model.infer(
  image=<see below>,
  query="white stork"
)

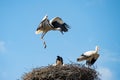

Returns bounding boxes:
[53,56,64,66]
[35,15,70,48]
[77,46,100,66]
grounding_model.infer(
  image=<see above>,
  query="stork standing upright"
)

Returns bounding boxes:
[77,46,100,66]
[35,15,70,48]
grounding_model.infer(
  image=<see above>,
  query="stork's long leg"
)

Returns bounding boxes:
[41,32,47,39]
[41,38,47,48]
[41,32,47,48]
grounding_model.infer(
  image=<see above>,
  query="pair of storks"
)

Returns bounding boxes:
[35,15,99,66]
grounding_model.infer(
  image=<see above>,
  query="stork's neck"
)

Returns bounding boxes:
[95,46,99,53]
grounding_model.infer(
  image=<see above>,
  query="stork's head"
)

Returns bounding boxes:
[95,46,99,52]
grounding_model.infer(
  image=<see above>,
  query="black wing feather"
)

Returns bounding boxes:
[52,21,70,32]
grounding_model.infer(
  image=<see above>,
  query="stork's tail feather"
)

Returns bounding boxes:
[77,56,89,62]
[61,23,70,32]
[35,30,43,34]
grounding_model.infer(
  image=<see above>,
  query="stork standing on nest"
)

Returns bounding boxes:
[77,46,100,66]
[35,15,70,48]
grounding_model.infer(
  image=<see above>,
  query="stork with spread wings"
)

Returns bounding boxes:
[35,15,70,48]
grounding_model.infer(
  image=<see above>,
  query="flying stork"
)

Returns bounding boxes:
[77,46,100,66]
[35,15,70,48]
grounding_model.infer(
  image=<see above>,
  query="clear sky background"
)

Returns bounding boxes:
[0,0,120,80]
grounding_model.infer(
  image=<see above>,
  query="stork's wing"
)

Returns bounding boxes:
[50,17,64,24]
[50,17,70,32]
[42,15,48,21]
[35,15,50,34]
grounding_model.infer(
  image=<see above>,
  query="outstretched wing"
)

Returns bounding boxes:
[50,17,70,32]
[35,15,51,34]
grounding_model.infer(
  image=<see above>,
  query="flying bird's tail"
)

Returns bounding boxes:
[35,30,43,34]
[61,23,70,32]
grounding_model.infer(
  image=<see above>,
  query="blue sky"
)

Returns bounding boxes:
[0,0,120,80]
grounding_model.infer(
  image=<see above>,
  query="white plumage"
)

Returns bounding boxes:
[77,46,100,66]
[35,15,70,48]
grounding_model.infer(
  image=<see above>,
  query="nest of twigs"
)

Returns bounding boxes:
[22,64,100,80]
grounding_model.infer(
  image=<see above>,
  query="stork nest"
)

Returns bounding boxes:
[22,63,100,80]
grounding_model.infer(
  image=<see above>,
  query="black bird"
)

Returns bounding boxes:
[53,56,64,66]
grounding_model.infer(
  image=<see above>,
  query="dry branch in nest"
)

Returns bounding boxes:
[22,63,100,80]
